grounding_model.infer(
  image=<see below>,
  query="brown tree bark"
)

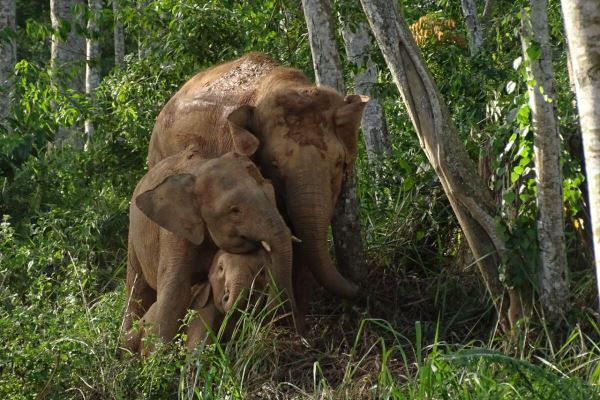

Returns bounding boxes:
[360,0,515,328]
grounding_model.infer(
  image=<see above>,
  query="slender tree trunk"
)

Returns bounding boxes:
[561,0,600,312]
[301,0,366,281]
[460,0,483,55]
[85,0,101,146]
[51,0,85,147]
[51,0,85,90]
[521,3,569,322]
[0,0,16,120]
[360,0,515,329]
[482,0,496,24]
[113,0,124,66]
[342,20,392,161]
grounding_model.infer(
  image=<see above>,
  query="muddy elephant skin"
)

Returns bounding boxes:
[148,53,368,332]
[123,145,293,353]
[185,249,269,350]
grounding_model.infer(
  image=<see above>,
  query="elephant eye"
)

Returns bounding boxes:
[230,206,241,215]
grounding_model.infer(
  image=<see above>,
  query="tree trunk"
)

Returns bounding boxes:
[460,0,483,56]
[360,0,514,329]
[51,0,85,147]
[561,0,600,312]
[521,3,569,322]
[85,0,102,146]
[0,0,16,120]
[113,0,124,66]
[342,20,392,161]
[51,0,85,90]
[482,0,496,24]
[301,0,366,281]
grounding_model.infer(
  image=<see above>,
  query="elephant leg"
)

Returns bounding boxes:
[123,240,155,329]
[140,231,194,351]
[123,239,156,352]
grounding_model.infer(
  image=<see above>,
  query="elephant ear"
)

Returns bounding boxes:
[227,105,260,156]
[334,95,370,165]
[135,174,206,245]
[190,283,212,309]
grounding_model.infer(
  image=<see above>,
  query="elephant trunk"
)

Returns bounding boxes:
[223,277,251,312]
[286,179,359,298]
[257,214,296,314]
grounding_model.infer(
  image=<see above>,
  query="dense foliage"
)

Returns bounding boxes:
[1,0,598,398]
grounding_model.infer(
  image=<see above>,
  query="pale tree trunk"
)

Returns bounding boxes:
[342,20,392,161]
[460,0,483,56]
[0,0,16,120]
[521,3,569,322]
[113,0,125,66]
[561,0,600,312]
[301,0,366,281]
[482,0,496,24]
[85,0,102,146]
[361,0,520,329]
[51,0,85,90]
[51,0,85,147]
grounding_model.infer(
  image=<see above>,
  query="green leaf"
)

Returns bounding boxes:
[503,192,516,205]
[526,43,541,60]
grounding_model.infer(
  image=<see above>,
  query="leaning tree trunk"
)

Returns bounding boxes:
[460,0,483,56]
[85,0,102,147]
[0,0,16,120]
[113,0,125,66]
[361,0,518,329]
[561,0,600,312]
[342,20,392,161]
[521,3,569,322]
[302,0,366,281]
[51,0,85,147]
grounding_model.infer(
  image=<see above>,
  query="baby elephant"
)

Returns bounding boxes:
[186,249,268,349]
[134,249,268,352]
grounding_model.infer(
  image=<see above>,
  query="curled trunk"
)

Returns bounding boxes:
[286,180,359,298]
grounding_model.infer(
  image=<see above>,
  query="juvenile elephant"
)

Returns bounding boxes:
[186,249,269,350]
[123,144,294,353]
[132,249,269,352]
[148,52,368,332]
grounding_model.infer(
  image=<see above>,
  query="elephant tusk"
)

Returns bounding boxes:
[291,235,302,243]
[261,241,272,252]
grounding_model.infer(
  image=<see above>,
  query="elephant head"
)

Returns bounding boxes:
[135,146,295,314]
[207,249,268,314]
[227,87,368,298]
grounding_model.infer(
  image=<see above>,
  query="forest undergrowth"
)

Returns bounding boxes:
[1,141,599,399]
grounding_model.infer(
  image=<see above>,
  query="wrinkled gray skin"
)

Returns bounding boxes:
[123,146,293,354]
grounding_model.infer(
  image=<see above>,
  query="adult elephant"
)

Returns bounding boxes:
[148,52,368,331]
